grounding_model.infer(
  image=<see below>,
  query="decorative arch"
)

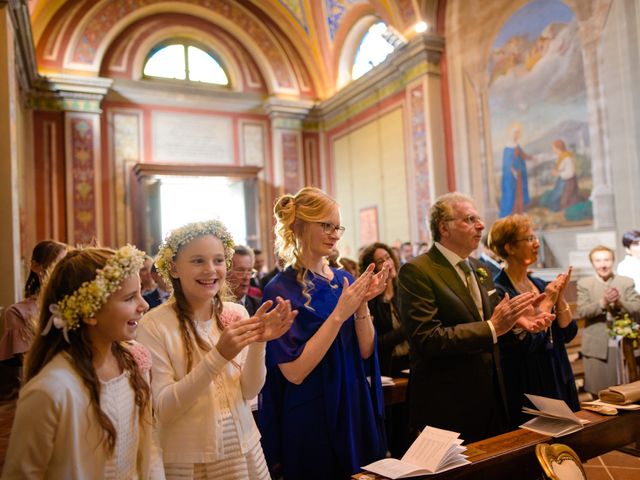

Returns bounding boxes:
[35,0,321,96]
[99,13,269,93]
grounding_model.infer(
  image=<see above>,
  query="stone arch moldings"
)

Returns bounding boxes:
[39,0,305,95]
[100,13,268,93]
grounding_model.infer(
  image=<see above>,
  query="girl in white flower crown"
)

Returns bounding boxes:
[2,246,164,479]
[138,219,296,479]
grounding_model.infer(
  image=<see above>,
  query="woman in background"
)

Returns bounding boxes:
[0,240,67,367]
[359,242,410,457]
[489,214,578,426]
[358,242,408,377]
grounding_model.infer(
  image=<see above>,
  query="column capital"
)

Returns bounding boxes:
[263,96,315,129]
[30,74,113,113]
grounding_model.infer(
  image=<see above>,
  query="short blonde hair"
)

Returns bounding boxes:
[488,214,533,259]
[273,187,338,306]
[429,192,474,242]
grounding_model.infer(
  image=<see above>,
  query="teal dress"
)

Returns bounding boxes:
[258,267,387,479]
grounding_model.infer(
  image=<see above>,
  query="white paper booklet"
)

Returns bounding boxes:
[362,426,470,479]
[520,394,589,437]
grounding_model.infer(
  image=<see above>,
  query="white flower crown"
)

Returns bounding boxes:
[155,219,235,286]
[43,244,146,342]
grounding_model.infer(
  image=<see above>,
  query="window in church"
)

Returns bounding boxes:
[351,22,397,80]
[143,43,229,85]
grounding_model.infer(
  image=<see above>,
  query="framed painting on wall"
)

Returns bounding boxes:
[360,206,379,246]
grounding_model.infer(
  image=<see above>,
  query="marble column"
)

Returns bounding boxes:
[577,12,616,229]
[263,97,314,195]
[32,75,113,245]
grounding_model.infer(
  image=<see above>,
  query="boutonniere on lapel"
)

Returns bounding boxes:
[475,267,489,284]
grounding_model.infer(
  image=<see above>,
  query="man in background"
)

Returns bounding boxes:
[228,245,262,315]
[400,242,414,265]
[143,264,170,309]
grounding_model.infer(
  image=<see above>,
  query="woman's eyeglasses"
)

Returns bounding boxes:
[315,222,346,237]
[516,235,539,243]
[374,254,391,267]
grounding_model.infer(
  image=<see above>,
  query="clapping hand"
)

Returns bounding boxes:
[332,267,374,323]
[253,296,297,342]
[515,293,555,333]
[490,292,540,336]
[602,287,620,309]
[363,263,389,301]
[216,313,270,361]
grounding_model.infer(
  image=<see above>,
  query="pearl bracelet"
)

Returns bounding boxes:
[557,305,571,314]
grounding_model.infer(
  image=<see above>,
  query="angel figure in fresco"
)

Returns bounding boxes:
[499,123,533,217]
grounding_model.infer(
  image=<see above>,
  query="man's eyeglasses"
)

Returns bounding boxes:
[446,215,483,226]
[315,222,346,237]
[231,268,258,278]
[516,235,539,243]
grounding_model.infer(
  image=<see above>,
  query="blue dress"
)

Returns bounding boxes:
[494,270,579,427]
[499,146,530,217]
[258,267,387,479]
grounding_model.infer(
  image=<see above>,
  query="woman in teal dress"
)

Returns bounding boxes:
[258,187,388,479]
[489,214,578,427]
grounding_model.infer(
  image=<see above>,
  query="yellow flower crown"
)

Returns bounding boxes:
[43,244,146,342]
[155,219,235,286]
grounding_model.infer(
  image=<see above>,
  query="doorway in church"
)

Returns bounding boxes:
[133,164,261,256]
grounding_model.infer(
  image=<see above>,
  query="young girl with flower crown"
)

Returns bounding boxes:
[2,245,163,479]
[137,219,296,479]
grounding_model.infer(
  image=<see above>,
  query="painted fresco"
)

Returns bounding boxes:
[488,0,592,228]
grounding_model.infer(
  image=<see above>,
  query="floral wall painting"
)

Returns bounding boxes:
[489,0,593,228]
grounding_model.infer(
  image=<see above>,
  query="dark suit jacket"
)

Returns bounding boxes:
[368,291,409,377]
[260,267,280,291]
[398,246,507,442]
[143,288,168,310]
[242,294,262,317]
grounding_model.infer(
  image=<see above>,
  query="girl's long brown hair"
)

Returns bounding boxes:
[24,248,150,456]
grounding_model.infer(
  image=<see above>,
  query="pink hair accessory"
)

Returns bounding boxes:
[127,342,152,374]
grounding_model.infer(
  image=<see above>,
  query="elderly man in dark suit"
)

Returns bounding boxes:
[398,192,546,442]
[228,245,262,316]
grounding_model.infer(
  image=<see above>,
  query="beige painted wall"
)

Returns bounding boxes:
[333,107,409,258]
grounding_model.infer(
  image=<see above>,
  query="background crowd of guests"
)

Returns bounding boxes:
[1,190,640,479]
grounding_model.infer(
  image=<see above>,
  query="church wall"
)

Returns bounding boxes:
[331,105,410,258]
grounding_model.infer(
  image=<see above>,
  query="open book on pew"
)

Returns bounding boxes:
[362,426,470,478]
[520,394,589,437]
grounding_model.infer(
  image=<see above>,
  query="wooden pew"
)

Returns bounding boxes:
[353,408,640,480]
